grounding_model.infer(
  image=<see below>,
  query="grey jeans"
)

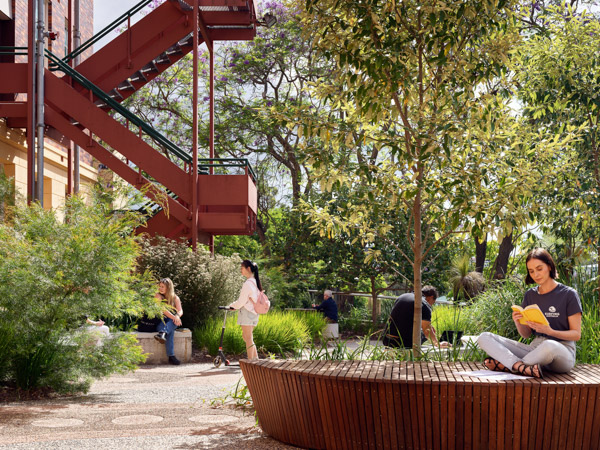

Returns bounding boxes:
[477,332,576,373]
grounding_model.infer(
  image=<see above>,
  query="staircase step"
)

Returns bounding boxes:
[173,0,193,12]
[109,89,124,100]
[165,44,183,56]
[117,80,135,91]
[154,52,172,65]
[179,34,193,48]
[130,71,147,82]
[140,61,159,74]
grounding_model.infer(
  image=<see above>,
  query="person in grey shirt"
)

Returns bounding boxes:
[478,248,582,378]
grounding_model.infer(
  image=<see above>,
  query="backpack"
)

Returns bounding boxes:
[253,290,271,314]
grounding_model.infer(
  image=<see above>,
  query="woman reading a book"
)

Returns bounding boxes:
[477,248,582,378]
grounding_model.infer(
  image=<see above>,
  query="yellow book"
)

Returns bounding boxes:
[511,304,549,326]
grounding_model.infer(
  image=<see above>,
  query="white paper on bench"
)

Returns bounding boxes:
[454,369,530,380]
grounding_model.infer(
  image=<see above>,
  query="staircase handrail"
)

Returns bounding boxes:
[45,50,257,183]
[59,0,153,67]
[45,48,193,163]
[0,46,28,56]
[198,158,257,181]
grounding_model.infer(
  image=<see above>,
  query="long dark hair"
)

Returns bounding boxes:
[242,259,262,291]
[525,248,557,284]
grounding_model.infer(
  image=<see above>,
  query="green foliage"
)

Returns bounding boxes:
[303,333,485,362]
[448,254,486,302]
[339,304,373,335]
[288,311,328,341]
[461,280,524,340]
[431,305,470,336]
[194,310,321,357]
[0,321,14,381]
[0,170,16,223]
[0,187,158,392]
[138,236,243,329]
[213,235,261,259]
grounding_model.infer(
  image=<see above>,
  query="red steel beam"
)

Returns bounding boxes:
[0,64,28,93]
[73,0,195,93]
[198,174,257,212]
[45,105,193,228]
[142,209,213,245]
[192,0,199,249]
[199,0,251,6]
[200,11,254,25]
[44,70,192,204]
[0,102,27,117]
[208,28,256,41]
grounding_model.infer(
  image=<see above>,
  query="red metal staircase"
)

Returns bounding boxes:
[0,0,259,245]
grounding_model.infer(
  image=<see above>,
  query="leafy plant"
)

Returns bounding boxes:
[448,254,486,302]
[194,310,317,357]
[0,186,158,392]
[461,279,524,340]
[138,236,243,329]
[339,304,374,336]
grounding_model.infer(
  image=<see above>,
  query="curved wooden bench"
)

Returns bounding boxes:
[240,360,600,450]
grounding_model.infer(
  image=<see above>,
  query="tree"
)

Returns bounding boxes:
[124,2,333,248]
[515,5,600,299]
[298,0,578,353]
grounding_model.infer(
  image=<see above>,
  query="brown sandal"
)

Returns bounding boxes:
[483,357,511,373]
[513,361,543,378]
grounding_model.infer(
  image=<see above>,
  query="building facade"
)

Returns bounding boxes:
[0,0,97,208]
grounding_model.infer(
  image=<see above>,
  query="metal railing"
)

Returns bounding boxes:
[59,0,153,66]
[0,46,28,56]
[45,49,256,180]
[47,48,195,163]
[198,158,257,181]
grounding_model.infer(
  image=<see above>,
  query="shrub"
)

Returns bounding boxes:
[339,303,373,335]
[138,236,243,328]
[448,254,485,302]
[0,187,159,392]
[194,310,317,356]
[431,304,470,338]
[461,279,525,340]
[289,311,327,340]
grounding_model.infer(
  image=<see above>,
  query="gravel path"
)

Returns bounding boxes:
[0,362,297,449]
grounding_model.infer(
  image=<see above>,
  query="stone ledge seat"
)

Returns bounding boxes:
[240,359,600,450]
[134,328,192,364]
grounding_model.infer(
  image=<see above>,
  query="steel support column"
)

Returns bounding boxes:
[35,0,45,205]
[191,0,199,249]
[27,0,36,202]
[209,45,215,255]
[198,9,216,254]
[73,0,81,194]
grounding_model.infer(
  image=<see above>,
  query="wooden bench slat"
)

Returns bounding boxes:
[240,360,600,450]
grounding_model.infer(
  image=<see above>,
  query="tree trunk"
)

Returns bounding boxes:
[255,218,271,256]
[492,233,514,280]
[475,234,487,273]
[412,184,423,355]
[371,276,379,326]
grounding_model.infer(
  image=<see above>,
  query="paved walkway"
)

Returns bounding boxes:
[0,362,296,449]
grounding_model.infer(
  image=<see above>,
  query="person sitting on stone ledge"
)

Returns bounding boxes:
[154,277,183,365]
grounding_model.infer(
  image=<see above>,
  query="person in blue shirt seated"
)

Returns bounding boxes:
[312,290,338,323]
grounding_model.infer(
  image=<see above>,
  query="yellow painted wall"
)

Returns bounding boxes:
[0,119,97,209]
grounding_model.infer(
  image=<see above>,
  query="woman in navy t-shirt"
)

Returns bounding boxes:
[478,248,582,378]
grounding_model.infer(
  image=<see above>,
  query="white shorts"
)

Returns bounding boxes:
[237,307,259,327]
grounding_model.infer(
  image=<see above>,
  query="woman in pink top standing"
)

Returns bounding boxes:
[228,259,261,360]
